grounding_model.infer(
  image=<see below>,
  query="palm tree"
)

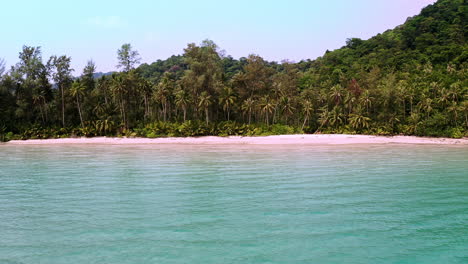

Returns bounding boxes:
[139,80,152,121]
[459,100,468,128]
[259,96,275,126]
[32,90,46,124]
[438,88,451,108]
[70,81,86,128]
[447,102,459,126]
[198,91,212,125]
[396,81,408,118]
[316,106,330,132]
[241,97,255,125]
[111,74,127,128]
[329,106,344,128]
[219,86,236,121]
[408,112,421,135]
[329,84,344,106]
[154,77,172,122]
[344,92,357,115]
[175,88,190,122]
[448,81,462,103]
[429,81,440,98]
[418,96,433,118]
[280,96,295,124]
[301,99,313,130]
[360,90,373,115]
[349,112,371,132]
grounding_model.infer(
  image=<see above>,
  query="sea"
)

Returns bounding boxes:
[0,144,467,263]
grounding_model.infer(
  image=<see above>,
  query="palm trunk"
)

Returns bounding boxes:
[39,104,45,124]
[43,97,49,123]
[144,95,148,121]
[302,115,308,130]
[76,96,84,128]
[61,85,65,127]
[205,108,209,125]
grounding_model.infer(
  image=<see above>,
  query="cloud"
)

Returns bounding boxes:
[84,16,128,29]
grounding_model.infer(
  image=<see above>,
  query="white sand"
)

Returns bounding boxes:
[4,134,468,145]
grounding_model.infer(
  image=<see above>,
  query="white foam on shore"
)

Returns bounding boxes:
[4,134,468,145]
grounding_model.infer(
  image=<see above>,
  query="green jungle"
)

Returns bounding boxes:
[0,0,466,141]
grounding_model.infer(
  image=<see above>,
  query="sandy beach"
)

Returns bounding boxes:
[3,134,468,145]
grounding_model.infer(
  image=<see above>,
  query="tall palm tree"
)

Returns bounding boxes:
[198,91,212,125]
[32,90,46,124]
[70,81,86,128]
[459,101,468,128]
[280,96,295,124]
[301,99,313,130]
[219,86,236,121]
[447,102,459,126]
[241,97,255,125]
[418,96,433,118]
[344,92,357,115]
[111,74,127,128]
[154,77,172,122]
[139,80,152,121]
[175,88,190,122]
[359,90,373,115]
[259,96,275,126]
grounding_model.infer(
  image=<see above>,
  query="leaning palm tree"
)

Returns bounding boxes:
[70,81,86,128]
[198,91,212,125]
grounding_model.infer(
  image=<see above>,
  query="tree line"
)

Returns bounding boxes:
[0,0,466,140]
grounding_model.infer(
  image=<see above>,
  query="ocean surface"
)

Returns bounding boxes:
[0,144,467,264]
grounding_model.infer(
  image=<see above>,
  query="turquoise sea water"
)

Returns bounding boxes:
[0,144,467,264]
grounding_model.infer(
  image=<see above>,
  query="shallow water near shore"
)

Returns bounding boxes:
[1,144,467,263]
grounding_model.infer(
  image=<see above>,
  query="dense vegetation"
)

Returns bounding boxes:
[0,0,466,141]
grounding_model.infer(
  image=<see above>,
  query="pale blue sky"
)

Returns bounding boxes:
[1,0,436,73]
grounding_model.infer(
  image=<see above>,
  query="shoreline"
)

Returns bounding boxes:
[3,134,468,145]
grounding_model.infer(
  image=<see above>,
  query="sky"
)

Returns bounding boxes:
[1,0,437,73]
